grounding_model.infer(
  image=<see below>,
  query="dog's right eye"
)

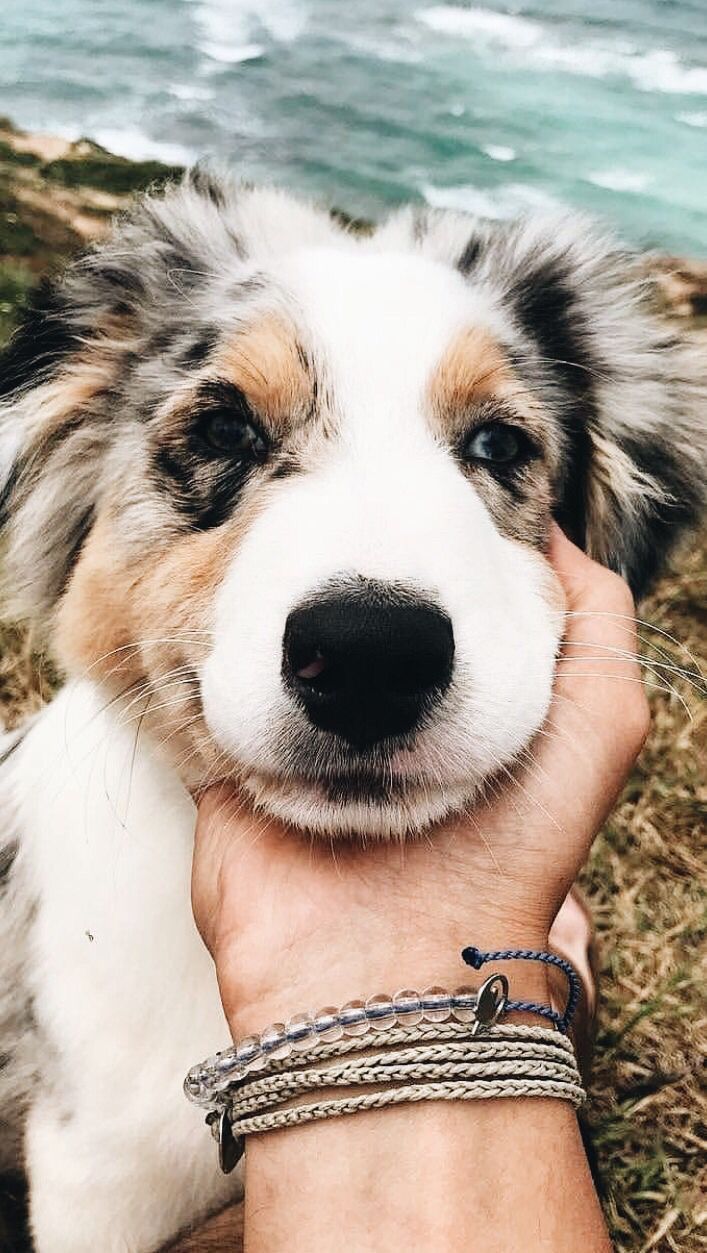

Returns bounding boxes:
[463,422,533,466]
[200,409,269,462]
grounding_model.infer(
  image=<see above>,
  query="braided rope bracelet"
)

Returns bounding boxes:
[184,946,586,1173]
[229,1031,580,1110]
[227,1035,585,1121]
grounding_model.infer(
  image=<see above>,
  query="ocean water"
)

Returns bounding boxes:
[1,0,705,254]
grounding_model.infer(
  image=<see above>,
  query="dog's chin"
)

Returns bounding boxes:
[239,768,476,840]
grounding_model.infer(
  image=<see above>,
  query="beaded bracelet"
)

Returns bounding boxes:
[184,945,585,1173]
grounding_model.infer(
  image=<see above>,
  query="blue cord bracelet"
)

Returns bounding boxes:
[461,945,582,1034]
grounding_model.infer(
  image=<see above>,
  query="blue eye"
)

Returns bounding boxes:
[463,423,530,466]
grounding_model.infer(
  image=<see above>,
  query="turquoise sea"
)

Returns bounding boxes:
[1,0,706,254]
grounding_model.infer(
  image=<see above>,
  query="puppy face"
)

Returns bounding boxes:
[200,250,563,835]
[1,180,704,837]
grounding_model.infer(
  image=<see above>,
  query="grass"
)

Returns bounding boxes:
[0,123,704,1251]
[0,263,35,344]
[580,540,706,1253]
[42,151,182,196]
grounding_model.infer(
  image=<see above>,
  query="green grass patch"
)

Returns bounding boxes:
[42,152,182,196]
[0,180,44,256]
[0,140,41,169]
[0,260,34,342]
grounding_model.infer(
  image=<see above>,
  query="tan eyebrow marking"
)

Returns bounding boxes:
[427,326,524,437]
[215,314,316,433]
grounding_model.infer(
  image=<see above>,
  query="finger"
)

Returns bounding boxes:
[544,525,650,791]
[192,784,317,950]
[549,524,633,616]
[191,783,245,949]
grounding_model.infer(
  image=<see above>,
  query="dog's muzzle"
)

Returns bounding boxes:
[282,580,454,750]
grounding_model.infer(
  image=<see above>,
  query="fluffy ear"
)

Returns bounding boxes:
[494,216,707,598]
[579,391,705,597]
[0,172,268,629]
[0,278,126,627]
[402,207,706,598]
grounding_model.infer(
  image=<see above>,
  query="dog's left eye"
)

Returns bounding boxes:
[462,423,532,466]
[201,410,268,461]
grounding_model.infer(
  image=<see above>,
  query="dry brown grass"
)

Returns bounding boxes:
[581,536,706,1253]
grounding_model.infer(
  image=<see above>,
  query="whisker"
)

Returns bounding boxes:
[563,611,705,682]
[554,671,692,719]
[117,692,202,730]
[113,681,201,732]
[75,634,215,682]
[559,640,704,687]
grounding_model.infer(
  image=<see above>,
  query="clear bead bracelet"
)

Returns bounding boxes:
[184,980,506,1107]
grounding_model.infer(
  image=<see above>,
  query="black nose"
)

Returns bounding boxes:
[283,582,454,749]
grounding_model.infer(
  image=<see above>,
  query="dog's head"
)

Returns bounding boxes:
[0,175,704,836]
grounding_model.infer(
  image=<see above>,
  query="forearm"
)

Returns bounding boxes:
[220,917,608,1251]
[244,1098,610,1253]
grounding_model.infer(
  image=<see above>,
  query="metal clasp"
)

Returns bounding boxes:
[471,973,509,1036]
[206,1108,245,1174]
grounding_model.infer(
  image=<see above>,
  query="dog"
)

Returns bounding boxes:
[0,172,704,1251]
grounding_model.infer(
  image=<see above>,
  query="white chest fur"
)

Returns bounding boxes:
[14,680,238,1252]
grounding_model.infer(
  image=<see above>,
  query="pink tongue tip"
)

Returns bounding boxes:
[296,655,327,681]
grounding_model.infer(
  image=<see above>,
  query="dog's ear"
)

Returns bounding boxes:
[445,212,706,598]
[0,171,253,630]
[501,218,706,599]
[576,399,705,599]
[0,274,125,628]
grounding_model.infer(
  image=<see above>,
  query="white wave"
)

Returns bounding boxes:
[91,128,197,166]
[482,144,516,162]
[422,181,563,218]
[199,41,265,64]
[627,50,707,95]
[417,6,540,49]
[532,44,622,79]
[187,0,308,46]
[416,6,707,96]
[586,168,652,194]
[677,110,707,128]
[168,83,215,102]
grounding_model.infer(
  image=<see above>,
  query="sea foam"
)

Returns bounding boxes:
[586,169,653,194]
[416,6,707,96]
[422,181,562,218]
[91,128,196,166]
[198,41,265,64]
[188,0,308,47]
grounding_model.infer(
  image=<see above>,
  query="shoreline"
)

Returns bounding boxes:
[0,116,705,343]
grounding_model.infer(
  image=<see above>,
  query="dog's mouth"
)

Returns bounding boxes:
[235,758,474,839]
[252,765,410,804]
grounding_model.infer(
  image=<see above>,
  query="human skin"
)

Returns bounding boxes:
[182,528,649,1252]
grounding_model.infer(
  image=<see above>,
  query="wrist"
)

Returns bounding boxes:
[216,923,553,1041]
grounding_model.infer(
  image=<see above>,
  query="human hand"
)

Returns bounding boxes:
[191,528,649,1038]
